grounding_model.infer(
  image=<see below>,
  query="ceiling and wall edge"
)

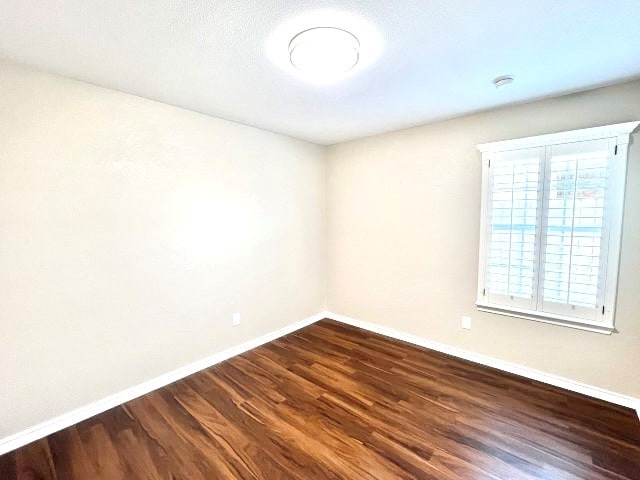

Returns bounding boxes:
[4,59,640,147]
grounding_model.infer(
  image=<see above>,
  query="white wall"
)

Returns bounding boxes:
[327,80,640,398]
[0,62,326,438]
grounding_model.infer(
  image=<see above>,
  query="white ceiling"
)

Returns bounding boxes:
[1,0,639,145]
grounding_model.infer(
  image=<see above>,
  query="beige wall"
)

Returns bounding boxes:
[0,62,326,438]
[327,80,640,398]
[2,59,639,442]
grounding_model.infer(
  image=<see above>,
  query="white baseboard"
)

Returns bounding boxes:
[0,311,328,456]
[3,309,637,457]
[324,311,640,419]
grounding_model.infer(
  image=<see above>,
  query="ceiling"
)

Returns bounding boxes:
[1,0,639,145]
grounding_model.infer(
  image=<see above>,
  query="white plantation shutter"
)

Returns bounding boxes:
[476,122,638,333]
[486,148,544,310]
[539,139,614,321]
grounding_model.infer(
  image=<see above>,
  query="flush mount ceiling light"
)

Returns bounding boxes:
[289,27,360,81]
[493,75,515,88]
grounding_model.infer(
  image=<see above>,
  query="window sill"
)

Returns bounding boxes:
[475,302,614,334]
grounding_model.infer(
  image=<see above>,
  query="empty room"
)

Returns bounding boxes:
[1,1,640,479]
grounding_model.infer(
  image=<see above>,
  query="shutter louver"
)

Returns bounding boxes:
[486,148,543,310]
[540,140,611,320]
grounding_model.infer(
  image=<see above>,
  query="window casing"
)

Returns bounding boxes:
[476,122,639,334]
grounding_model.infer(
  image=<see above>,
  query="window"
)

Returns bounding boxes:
[476,122,639,333]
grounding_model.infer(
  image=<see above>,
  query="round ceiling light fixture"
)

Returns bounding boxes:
[493,75,515,88]
[289,27,360,80]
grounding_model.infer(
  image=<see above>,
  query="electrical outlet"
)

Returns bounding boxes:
[461,316,472,330]
[232,313,241,326]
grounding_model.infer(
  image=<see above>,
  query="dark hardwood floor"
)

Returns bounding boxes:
[2,319,640,479]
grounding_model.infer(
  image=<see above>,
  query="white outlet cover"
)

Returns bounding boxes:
[462,316,472,330]
[232,313,241,326]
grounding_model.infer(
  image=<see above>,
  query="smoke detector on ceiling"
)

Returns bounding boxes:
[493,75,515,88]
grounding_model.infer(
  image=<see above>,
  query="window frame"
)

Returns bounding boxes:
[476,121,639,334]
